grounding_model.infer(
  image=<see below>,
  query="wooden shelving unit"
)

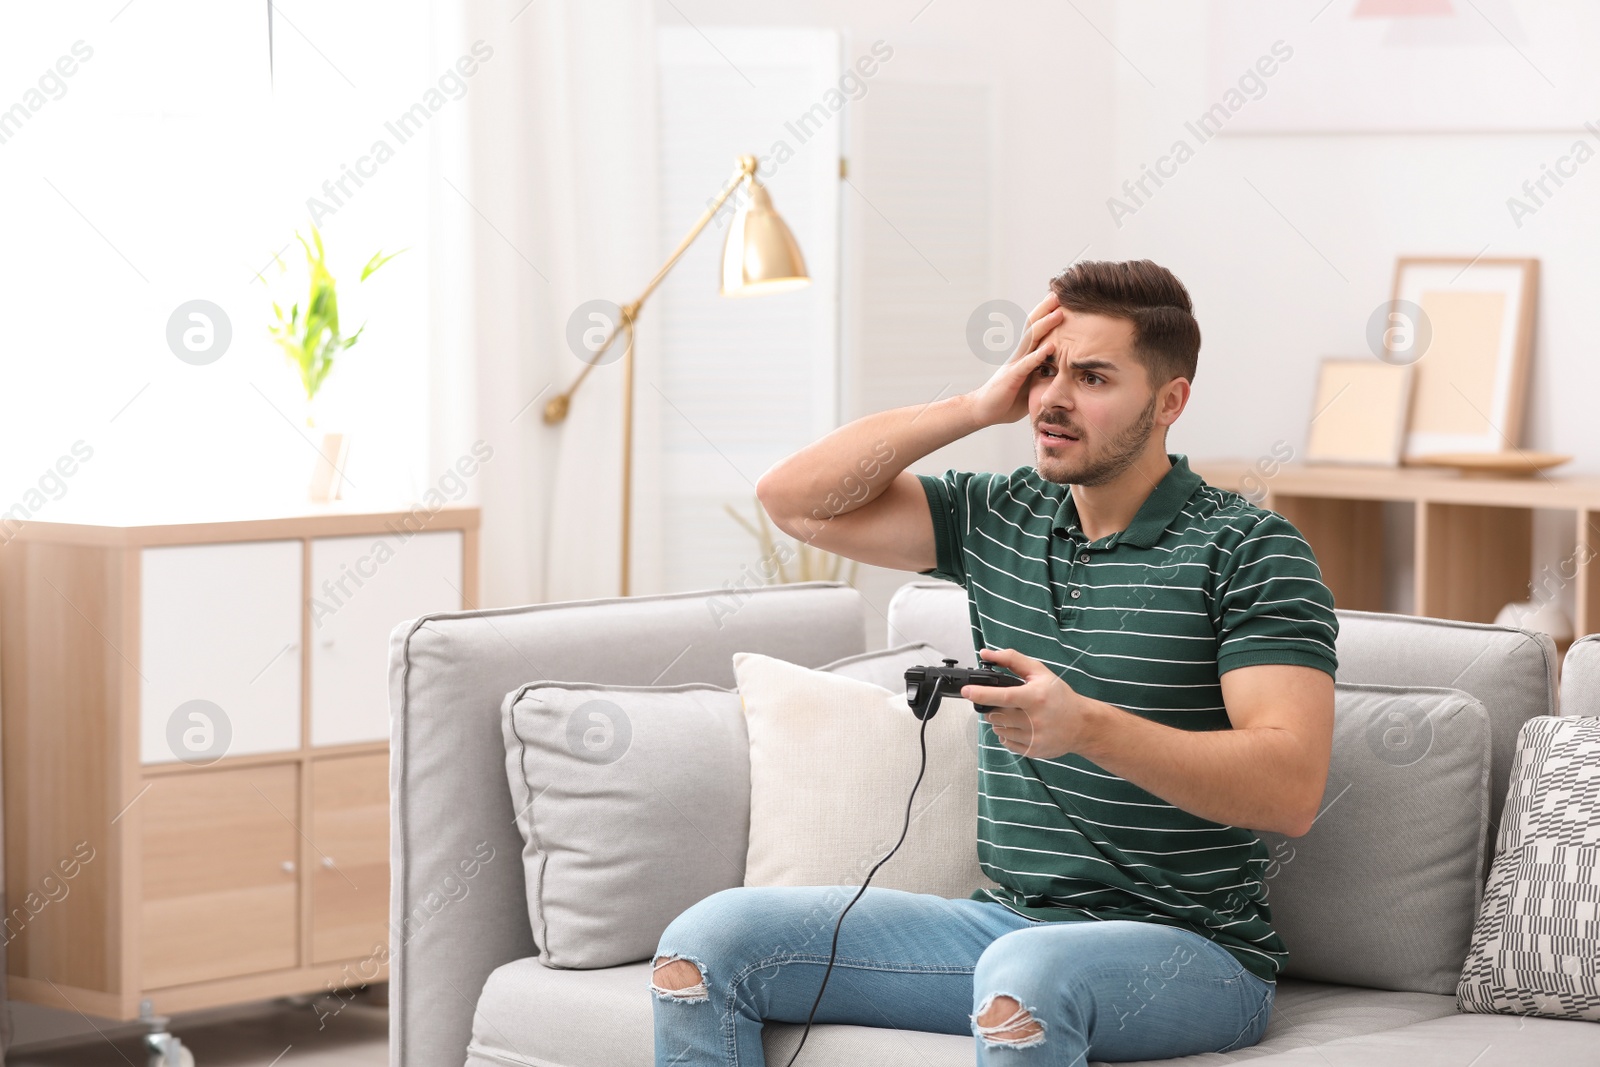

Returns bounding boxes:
[0,505,478,1021]
[1192,459,1598,661]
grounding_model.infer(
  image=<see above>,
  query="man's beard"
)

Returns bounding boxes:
[1036,389,1159,487]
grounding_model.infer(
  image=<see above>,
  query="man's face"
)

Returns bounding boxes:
[1028,309,1162,487]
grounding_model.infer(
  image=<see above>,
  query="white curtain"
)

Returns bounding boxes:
[438,0,660,607]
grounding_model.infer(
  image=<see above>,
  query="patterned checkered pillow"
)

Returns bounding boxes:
[1457,715,1600,1021]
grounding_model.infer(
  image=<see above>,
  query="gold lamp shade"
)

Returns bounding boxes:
[720,179,810,296]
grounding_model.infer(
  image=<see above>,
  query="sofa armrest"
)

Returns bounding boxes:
[386,580,868,1067]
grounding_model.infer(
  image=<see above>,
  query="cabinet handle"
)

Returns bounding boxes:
[281,860,297,874]
[321,856,335,869]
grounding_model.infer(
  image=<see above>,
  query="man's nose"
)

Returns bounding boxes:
[1041,373,1076,410]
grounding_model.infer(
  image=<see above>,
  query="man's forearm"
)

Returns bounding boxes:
[1073,698,1324,836]
[756,393,982,533]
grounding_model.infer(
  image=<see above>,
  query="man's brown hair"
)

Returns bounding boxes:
[1047,259,1200,389]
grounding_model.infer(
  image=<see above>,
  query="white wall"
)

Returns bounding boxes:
[1106,0,1596,622]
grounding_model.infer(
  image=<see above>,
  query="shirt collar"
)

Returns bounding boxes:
[1050,453,1202,548]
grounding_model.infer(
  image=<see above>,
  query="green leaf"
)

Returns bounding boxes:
[360,247,407,281]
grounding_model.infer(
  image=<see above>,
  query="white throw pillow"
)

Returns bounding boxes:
[733,647,995,899]
[1457,714,1600,1020]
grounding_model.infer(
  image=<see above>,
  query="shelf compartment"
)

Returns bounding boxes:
[1417,502,1533,624]
[1267,494,1388,613]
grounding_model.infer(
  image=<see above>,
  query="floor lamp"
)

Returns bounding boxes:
[542,154,810,596]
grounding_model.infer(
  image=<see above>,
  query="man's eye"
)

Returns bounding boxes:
[1037,363,1056,377]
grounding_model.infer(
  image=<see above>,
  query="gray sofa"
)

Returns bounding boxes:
[387,579,1600,1066]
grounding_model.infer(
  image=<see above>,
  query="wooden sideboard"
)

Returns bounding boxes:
[0,505,478,1021]
[1192,459,1598,658]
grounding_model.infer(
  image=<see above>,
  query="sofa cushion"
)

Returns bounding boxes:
[1210,1011,1600,1066]
[498,641,949,971]
[1255,683,1491,995]
[1332,610,1559,867]
[733,648,993,898]
[465,957,1462,1067]
[1457,714,1600,1021]
[502,680,750,969]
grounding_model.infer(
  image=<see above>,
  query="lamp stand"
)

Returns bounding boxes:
[544,156,761,597]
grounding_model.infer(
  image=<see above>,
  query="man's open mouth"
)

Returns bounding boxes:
[1038,426,1079,443]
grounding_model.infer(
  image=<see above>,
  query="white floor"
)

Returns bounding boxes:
[8,997,386,1066]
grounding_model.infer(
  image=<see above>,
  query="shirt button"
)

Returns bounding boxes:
[1070,588,1081,599]
[1078,553,1090,563]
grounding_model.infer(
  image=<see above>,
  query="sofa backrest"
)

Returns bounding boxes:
[1561,633,1600,716]
[886,582,1559,854]
[886,580,976,659]
[388,580,868,1067]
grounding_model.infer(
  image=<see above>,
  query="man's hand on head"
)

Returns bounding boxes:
[965,292,1062,429]
[962,647,1088,760]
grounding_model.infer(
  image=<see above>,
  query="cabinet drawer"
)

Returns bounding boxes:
[140,541,302,764]
[310,753,389,964]
[309,530,462,746]
[140,765,300,989]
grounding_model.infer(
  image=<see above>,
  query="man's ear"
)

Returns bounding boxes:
[1160,378,1191,425]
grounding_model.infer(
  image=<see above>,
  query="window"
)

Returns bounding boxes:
[0,0,439,520]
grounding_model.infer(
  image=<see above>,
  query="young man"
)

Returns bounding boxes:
[651,259,1338,1066]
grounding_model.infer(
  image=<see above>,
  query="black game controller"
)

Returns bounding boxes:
[904,658,1025,720]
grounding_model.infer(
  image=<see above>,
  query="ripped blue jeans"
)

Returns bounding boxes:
[651,885,1274,1067]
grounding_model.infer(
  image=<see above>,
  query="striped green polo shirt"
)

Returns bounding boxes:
[916,452,1338,984]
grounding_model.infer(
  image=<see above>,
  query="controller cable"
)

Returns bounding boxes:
[781,676,943,1067]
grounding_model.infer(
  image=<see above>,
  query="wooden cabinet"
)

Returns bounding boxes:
[0,507,476,1020]
[310,753,389,965]
[140,766,301,989]
[1192,459,1600,663]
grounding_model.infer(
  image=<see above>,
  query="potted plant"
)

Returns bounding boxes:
[259,225,403,501]
[724,495,860,587]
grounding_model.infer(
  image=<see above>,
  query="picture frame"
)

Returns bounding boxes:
[1304,357,1413,467]
[1386,256,1539,461]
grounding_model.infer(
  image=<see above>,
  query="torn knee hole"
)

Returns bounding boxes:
[973,993,1046,1047]
[651,954,709,1001]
